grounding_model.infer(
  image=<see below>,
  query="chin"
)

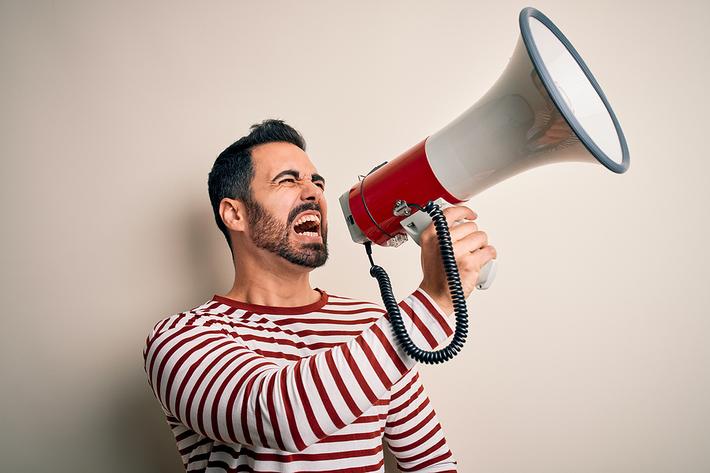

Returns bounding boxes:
[282,242,328,269]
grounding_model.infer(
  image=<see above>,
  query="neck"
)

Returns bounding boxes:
[225,244,320,308]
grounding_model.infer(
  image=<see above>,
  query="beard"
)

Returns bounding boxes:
[245,199,328,268]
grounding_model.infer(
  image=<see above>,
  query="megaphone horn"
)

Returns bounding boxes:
[340,7,629,251]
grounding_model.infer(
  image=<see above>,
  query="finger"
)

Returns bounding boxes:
[474,245,498,266]
[420,206,477,246]
[474,244,497,260]
[441,205,477,227]
[453,230,489,256]
[458,244,497,273]
[448,220,479,242]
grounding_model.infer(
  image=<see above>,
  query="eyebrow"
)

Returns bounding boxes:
[272,170,326,185]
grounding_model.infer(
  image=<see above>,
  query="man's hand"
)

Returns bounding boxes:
[418,206,497,315]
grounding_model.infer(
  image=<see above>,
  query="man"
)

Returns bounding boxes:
[144,119,496,472]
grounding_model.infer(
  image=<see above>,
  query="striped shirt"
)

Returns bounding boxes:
[143,289,457,472]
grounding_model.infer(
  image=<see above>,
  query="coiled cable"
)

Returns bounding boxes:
[366,200,468,364]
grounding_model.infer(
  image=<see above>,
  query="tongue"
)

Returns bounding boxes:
[294,221,316,235]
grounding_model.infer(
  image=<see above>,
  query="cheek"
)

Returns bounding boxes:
[268,195,298,218]
[320,198,328,218]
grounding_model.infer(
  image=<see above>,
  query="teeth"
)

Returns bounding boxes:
[293,214,321,238]
[294,214,320,227]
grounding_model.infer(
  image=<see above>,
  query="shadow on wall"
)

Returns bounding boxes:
[109,202,231,472]
[384,445,400,472]
[110,379,185,472]
[182,199,234,305]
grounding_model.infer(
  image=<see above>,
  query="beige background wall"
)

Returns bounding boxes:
[1,1,708,472]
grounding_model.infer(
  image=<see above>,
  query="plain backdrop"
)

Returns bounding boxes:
[1,1,708,472]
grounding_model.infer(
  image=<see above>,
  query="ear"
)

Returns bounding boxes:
[219,198,248,233]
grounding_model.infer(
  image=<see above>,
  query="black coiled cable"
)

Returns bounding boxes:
[366,200,468,364]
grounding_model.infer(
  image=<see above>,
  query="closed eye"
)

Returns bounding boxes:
[312,173,326,190]
[273,170,326,190]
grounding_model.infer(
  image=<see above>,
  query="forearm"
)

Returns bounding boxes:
[385,368,457,472]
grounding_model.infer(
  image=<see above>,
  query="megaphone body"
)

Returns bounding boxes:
[340,8,629,262]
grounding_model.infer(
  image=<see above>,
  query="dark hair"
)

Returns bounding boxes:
[207,119,307,249]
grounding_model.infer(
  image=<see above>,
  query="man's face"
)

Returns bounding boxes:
[245,142,328,268]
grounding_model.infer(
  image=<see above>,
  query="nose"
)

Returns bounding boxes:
[301,179,323,202]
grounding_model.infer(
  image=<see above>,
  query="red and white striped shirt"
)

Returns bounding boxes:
[143,289,457,472]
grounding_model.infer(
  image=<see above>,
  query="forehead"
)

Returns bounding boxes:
[250,142,318,179]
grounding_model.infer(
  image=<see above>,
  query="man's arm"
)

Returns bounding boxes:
[385,367,457,472]
[143,292,453,453]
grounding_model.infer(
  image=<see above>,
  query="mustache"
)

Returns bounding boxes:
[287,202,323,225]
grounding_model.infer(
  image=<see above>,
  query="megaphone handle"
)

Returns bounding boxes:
[476,259,498,290]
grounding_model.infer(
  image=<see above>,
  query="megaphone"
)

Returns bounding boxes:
[340,7,629,252]
[340,7,629,363]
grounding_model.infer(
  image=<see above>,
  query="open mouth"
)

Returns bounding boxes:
[293,214,321,238]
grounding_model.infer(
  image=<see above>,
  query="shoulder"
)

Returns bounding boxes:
[321,292,383,310]
[142,298,256,370]
[144,298,242,344]
[318,291,387,320]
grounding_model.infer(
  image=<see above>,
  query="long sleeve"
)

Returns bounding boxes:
[385,368,457,472]
[143,290,454,454]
